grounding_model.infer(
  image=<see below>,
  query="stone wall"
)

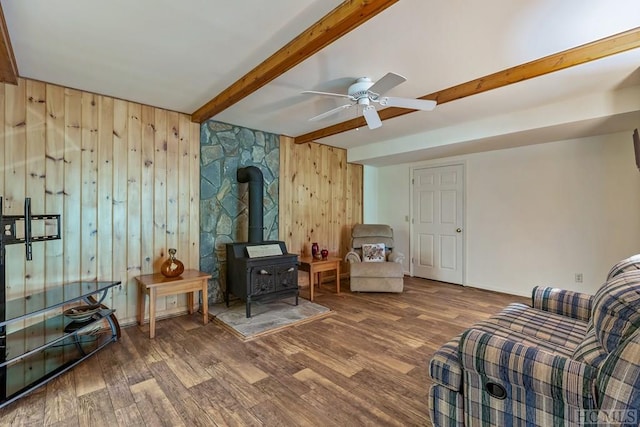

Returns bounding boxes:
[200,121,280,303]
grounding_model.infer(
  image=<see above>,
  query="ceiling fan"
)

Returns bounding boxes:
[302,72,437,130]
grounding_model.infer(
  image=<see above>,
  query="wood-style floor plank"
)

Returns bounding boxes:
[0,277,526,426]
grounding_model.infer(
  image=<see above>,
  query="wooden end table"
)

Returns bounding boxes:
[135,269,211,338]
[298,256,341,301]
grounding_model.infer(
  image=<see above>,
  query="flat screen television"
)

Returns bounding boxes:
[635,128,640,170]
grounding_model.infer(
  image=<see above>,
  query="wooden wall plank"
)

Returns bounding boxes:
[44,84,65,286]
[44,83,65,375]
[25,80,46,289]
[177,115,190,267]
[112,98,128,316]
[126,102,142,319]
[80,92,98,280]
[4,79,26,313]
[165,111,180,311]
[97,95,114,303]
[188,122,200,269]
[63,88,82,285]
[140,105,155,278]
[153,108,167,313]
[4,79,26,390]
[24,79,46,385]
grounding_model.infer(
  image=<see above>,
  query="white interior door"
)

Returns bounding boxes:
[412,164,464,284]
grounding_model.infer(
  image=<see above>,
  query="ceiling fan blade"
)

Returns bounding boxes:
[362,105,382,129]
[367,72,407,96]
[379,96,437,111]
[309,104,353,121]
[302,90,354,100]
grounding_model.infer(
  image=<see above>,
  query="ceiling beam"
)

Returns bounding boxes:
[0,3,17,85]
[294,26,640,144]
[191,0,399,124]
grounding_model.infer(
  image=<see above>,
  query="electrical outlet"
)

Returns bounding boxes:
[575,273,583,283]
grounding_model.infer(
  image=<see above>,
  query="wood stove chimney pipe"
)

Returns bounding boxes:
[237,166,264,243]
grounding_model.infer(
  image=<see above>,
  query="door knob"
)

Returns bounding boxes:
[456,228,462,233]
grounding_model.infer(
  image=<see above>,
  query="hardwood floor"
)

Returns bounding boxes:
[0,277,528,427]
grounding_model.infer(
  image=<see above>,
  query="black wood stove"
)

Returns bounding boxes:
[225,166,298,317]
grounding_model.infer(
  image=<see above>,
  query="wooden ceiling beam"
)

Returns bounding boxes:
[191,0,399,124]
[0,3,18,85]
[294,26,640,144]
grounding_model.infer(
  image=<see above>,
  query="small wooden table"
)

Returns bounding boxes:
[298,256,341,301]
[135,269,211,338]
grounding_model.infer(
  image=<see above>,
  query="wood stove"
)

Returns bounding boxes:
[225,166,299,317]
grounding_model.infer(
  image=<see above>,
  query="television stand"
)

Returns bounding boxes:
[0,280,121,409]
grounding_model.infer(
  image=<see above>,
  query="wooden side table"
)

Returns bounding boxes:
[135,269,211,338]
[298,256,341,301]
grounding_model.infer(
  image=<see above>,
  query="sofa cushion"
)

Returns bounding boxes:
[475,303,588,357]
[592,270,640,353]
[596,331,640,413]
[572,328,608,368]
[531,286,593,322]
[606,254,640,280]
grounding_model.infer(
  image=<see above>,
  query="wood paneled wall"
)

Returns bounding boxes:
[0,78,200,326]
[279,135,363,275]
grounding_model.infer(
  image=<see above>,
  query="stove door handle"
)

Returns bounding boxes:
[286,267,295,272]
[259,269,271,275]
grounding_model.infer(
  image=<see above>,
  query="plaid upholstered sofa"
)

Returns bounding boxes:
[429,255,640,426]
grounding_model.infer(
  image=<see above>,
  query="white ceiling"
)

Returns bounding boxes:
[3,0,640,166]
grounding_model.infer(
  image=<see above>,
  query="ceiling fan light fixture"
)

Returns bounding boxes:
[303,72,436,130]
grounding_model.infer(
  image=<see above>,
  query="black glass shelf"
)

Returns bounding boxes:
[2,308,115,366]
[1,281,120,327]
[4,331,115,404]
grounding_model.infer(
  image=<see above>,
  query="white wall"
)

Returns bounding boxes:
[362,165,379,223]
[374,131,640,296]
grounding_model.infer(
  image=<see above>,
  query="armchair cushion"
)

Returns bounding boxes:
[532,286,593,322]
[351,224,394,249]
[606,254,640,280]
[572,328,608,368]
[592,270,640,352]
[350,261,403,278]
[596,332,640,414]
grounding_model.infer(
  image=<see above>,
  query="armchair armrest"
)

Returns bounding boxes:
[531,286,593,321]
[460,329,597,408]
[388,250,404,264]
[345,251,361,263]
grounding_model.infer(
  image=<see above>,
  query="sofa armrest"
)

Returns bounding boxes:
[345,251,361,263]
[388,250,404,264]
[531,286,593,322]
[460,329,597,407]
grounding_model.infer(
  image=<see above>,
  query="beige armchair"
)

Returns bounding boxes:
[345,224,405,292]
